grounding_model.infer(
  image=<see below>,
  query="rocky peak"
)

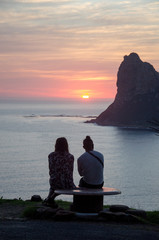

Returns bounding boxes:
[124,52,141,62]
[91,53,159,126]
[116,53,159,102]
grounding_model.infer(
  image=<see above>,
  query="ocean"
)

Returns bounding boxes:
[0,99,159,211]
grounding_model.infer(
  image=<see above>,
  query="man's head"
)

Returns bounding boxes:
[83,136,94,152]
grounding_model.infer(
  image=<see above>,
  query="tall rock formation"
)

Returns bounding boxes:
[93,53,159,126]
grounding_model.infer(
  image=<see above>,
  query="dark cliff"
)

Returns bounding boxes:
[92,53,159,126]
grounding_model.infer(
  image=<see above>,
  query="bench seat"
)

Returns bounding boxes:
[55,187,121,213]
[55,187,121,196]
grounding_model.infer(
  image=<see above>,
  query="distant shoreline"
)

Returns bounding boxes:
[85,119,153,131]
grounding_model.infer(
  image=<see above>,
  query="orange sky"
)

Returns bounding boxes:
[0,0,159,100]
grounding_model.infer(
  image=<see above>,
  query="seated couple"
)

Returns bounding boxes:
[44,136,104,206]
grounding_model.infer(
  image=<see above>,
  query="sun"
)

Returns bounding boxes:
[82,95,89,99]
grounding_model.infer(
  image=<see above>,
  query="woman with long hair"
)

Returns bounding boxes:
[44,137,75,206]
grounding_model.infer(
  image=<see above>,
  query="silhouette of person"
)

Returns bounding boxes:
[77,136,104,189]
[44,137,75,206]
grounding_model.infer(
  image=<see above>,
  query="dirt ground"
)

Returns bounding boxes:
[0,202,27,219]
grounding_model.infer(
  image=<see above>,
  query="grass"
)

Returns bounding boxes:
[0,197,159,225]
[22,206,39,218]
[0,197,71,210]
[0,197,37,208]
[22,199,71,218]
[146,211,159,225]
[56,199,71,209]
[0,197,24,205]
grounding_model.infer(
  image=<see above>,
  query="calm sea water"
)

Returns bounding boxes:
[0,99,159,211]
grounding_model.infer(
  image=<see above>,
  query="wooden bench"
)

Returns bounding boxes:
[55,187,121,213]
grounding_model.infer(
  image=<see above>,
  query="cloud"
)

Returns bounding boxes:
[0,0,159,99]
[17,0,74,2]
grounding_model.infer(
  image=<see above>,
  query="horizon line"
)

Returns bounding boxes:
[0,96,114,103]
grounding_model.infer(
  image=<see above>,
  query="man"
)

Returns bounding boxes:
[77,136,104,188]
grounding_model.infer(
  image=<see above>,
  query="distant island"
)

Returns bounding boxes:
[88,53,159,127]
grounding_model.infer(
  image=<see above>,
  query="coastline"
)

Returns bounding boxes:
[85,120,153,131]
[0,198,159,226]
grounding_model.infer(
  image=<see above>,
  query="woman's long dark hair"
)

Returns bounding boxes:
[55,137,69,153]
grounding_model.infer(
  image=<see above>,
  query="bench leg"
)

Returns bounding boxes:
[71,195,103,213]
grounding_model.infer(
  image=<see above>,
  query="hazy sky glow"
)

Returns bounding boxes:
[0,0,159,100]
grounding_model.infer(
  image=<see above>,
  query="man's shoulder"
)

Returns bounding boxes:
[77,152,87,161]
[92,150,104,159]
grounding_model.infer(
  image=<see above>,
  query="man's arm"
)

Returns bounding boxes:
[77,157,83,176]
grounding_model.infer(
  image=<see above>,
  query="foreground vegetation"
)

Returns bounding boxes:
[0,198,159,225]
[0,197,69,209]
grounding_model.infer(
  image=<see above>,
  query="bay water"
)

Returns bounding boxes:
[0,99,159,211]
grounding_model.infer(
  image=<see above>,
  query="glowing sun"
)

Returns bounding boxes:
[82,95,89,99]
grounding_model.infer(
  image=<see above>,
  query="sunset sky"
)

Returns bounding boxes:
[0,0,159,100]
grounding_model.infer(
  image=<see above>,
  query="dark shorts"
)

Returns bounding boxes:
[79,178,104,189]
